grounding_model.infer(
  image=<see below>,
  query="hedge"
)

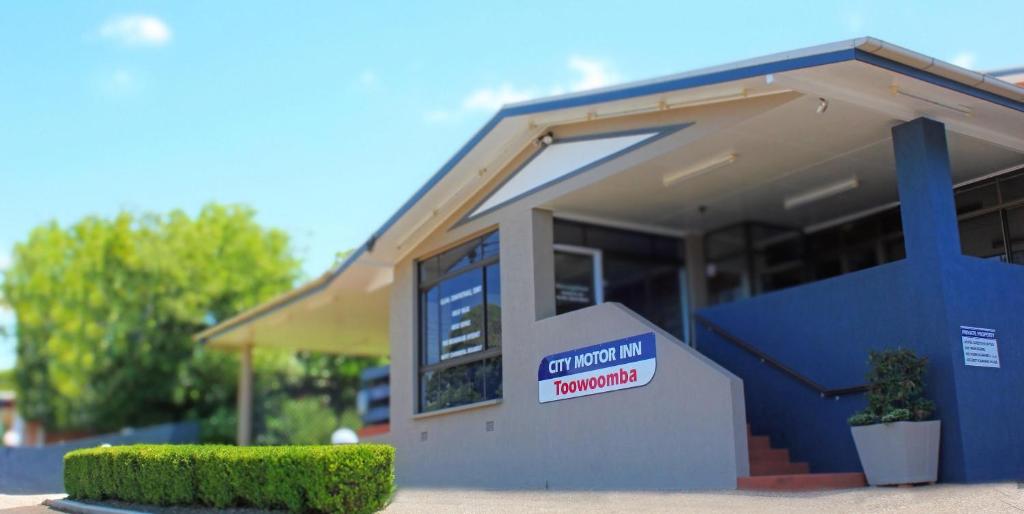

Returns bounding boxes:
[64,444,394,514]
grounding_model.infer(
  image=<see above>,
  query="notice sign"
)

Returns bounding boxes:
[538,332,656,403]
[961,326,1000,368]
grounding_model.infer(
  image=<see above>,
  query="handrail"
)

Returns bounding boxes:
[694,314,868,398]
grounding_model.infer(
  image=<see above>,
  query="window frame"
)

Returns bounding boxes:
[416,231,502,413]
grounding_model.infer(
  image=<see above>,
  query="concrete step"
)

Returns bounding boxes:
[748,435,772,451]
[738,472,867,491]
[750,460,810,476]
[749,447,790,463]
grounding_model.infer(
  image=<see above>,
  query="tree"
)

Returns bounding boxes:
[1,204,300,433]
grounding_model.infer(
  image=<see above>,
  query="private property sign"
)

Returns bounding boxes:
[961,326,1000,368]
[538,332,656,403]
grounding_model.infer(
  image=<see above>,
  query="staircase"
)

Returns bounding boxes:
[738,425,866,491]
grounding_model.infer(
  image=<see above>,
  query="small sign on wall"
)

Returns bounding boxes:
[537,332,656,403]
[961,326,999,368]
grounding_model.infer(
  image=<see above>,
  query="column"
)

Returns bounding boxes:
[237,344,253,446]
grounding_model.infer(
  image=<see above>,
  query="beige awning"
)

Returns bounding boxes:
[193,257,391,356]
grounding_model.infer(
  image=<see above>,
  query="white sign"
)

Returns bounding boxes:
[537,332,656,403]
[961,326,999,368]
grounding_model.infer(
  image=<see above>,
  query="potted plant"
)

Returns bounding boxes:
[848,349,940,486]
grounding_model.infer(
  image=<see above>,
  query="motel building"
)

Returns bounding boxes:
[195,38,1024,490]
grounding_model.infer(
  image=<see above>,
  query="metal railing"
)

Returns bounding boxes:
[694,314,868,399]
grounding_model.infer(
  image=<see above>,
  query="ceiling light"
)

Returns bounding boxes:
[535,132,555,147]
[662,153,738,187]
[784,177,860,210]
[890,85,972,116]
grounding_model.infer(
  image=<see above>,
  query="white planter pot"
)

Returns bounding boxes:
[851,420,940,486]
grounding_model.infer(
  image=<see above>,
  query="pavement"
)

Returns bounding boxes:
[4,483,1024,513]
[0,494,64,513]
[382,483,1024,513]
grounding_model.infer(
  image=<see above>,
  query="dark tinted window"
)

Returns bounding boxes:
[417,231,501,413]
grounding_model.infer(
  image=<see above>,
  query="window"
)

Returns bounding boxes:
[956,166,1024,263]
[418,231,501,413]
[553,220,688,340]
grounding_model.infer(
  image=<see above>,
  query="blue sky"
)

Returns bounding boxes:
[0,1,1021,369]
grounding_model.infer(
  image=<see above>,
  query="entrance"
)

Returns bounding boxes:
[552,218,689,341]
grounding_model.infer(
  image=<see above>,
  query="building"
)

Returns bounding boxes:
[195,38,1024,489]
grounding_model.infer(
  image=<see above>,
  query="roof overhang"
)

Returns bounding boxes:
[194,37,1024,354]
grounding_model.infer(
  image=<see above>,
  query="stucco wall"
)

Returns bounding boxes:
[383,208,748,490]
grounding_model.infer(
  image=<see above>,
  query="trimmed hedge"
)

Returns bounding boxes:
[64,444,394,514]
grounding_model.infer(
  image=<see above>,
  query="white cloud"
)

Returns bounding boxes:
[0,250,9,271]
[425,56,621,123]
[950,51,977,70]
[99,15,172,47]
[567,56,617,92]
[462,83,536,112]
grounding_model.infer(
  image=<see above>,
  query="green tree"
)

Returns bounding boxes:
[1,204,300,433]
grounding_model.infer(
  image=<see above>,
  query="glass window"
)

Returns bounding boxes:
[1004,207,1024,265]
[707,256,748,305]
[955,183,999,216]
[959,212,1006,261]
[552,220,687,340]
[418,232,501,413]
[554,250,598,314]
[999,174,1024,203]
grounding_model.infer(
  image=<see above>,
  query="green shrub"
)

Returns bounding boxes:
[848,348,935,426]
[64,444,395,514]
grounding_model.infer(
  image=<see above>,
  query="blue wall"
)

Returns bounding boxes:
[697,119,1024,482]
[697,255,1024,482]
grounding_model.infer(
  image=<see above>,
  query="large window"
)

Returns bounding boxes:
[702,166,1024,306]
[956,167,1024,264]
[418,231,501,413]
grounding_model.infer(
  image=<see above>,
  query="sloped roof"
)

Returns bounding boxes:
[195,37,1024,350]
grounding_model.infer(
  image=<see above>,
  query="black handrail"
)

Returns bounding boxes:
[694,314,868,398]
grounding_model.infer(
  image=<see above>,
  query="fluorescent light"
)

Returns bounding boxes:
[662,153,738,187]
[784,177,860,210]
[890,85,972,116]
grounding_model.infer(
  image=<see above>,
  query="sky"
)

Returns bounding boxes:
[0,1,1022,369]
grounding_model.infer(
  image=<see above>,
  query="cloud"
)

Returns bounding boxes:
[99,15,172,47]
[462,83,536,112]
[0,250,9,271]
[950,51,977,70]
[567,56,617,92]
[425,56,620,123]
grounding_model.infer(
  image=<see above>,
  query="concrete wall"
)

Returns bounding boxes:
[384,208,748,490]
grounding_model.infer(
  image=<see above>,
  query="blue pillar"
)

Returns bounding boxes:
[890,117,967,482]
[892,118,961,266]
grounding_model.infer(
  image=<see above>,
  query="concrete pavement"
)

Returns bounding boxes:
[382,483,1024,513]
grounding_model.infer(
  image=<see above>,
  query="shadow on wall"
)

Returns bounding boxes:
[0,421,198,494]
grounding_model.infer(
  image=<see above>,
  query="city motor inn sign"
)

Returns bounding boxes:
[538,332,657,403]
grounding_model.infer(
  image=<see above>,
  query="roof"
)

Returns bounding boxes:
[195,37,1024,350]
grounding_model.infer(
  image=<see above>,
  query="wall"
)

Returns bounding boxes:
[385,208,748,490]
[697,255,1024,483]
[0,421,198,494]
